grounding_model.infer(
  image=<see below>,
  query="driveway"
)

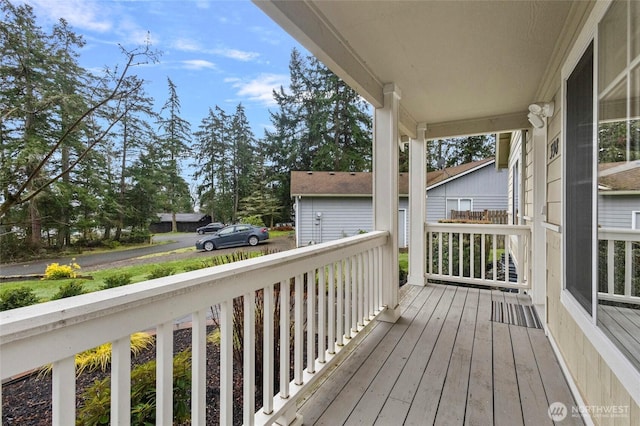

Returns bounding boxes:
[0,233,294,277]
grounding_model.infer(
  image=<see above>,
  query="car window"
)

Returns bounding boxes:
[236,225,250,232]
[218,227,234,235]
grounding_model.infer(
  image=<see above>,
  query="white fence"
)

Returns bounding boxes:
[425,223,531,290]
[1,231,389,425]
[598,228,640,305]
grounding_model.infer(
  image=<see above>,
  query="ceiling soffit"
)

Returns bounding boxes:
[255,0,574,138]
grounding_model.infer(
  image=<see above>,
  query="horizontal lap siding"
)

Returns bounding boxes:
[296,198,410,246]
[426,165,508,223]
[598,195,638,229]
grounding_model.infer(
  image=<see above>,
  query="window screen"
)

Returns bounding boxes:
[565,42,594,314]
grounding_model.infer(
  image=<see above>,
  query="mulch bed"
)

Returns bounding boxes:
[1,326,262,425]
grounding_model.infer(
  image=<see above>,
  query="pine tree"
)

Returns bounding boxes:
[157,77,193,231]
[263,48,373,222]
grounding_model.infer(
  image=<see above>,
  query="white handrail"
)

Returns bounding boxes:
[597,228,640,305]
[425,223,531,290]
[1,231,389,425]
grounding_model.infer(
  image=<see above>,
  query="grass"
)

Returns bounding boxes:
[0,251,263,303]
[399,252,408,275]
[267,229,294,238]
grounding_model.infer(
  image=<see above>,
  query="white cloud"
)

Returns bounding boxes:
[170,38,259,62]
[26,0,113,33]
[228,74,289,106]
[181,59,217,70]
[212,48,259,62]
[172,38,202,52]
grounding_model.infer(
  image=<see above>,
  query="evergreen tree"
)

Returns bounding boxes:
[229,104,256,222]
[0,0,160,244]
[427,135,495,171]
[263,48,373,222]
[157,77,193,231]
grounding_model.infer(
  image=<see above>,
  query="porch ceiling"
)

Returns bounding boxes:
[254,0,576,138]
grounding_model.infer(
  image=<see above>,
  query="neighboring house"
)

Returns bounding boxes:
[598,162,640,229]
[149,213,211,233]
[291,158,507,247]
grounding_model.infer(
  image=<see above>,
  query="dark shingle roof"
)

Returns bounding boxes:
[290,158,495,196]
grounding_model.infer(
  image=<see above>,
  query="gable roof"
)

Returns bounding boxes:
[291,158,495,197]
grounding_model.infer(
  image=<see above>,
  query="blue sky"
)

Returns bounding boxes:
[24,0,304,138]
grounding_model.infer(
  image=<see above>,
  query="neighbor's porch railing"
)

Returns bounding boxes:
[0,231,389,425]
[598,228,640,305]
[425,223,531,290]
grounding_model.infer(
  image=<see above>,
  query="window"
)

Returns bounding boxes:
[512,160,520,225]
[564,0,640,371]
[565,41,594,314]
[446,198,472,218]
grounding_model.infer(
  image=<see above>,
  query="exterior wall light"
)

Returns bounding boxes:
[527,102,555,129]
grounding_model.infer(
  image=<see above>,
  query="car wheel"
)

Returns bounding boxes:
[248,236,259,246]
[203,241,215,251]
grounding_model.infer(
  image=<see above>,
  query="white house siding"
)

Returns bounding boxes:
[295,197,409,247]
[426,165,508,222]
[598,195,639,229]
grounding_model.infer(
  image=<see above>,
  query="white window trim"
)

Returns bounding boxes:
[633,210,640,229]
[561,290,640,406]
[446,198,473,210]
[560,0,640,406]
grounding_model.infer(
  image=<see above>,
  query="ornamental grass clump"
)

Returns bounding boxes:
[39,332,154,377]
[42,260,81,280]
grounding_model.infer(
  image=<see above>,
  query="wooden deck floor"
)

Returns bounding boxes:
[299,283,584,426]
[598,304,640,371]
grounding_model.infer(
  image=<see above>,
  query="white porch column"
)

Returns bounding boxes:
[407,123,427,286]
[374,83,401,322]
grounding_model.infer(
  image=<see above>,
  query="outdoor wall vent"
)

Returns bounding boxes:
[329,172,335,175]
[307,171,313,175]
[350,172,356,175]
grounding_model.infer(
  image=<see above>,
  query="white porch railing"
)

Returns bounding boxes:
[0,231,389,425]
[598,228,640,305]
[425,223,531,290]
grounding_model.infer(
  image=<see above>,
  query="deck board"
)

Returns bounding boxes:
[464,289,493,426]
[404,287,468,425]
[299,283,583,426]
[313,285,434,425]
[433,288,479,426]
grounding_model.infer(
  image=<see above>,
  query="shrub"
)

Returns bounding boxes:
[240,215,265,227]
[102,273,133,289]
[146,265,175,280]
[39,332,154,378]
[43,260,81,280]
[271,225,294,232]
[123,229,151,244]
[52,281,86,299]
[0,287,39,311]
[77,350,191,425]
[102,239,120,249]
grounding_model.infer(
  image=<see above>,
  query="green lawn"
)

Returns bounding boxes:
[0,251,262,303]
[2,243,405,307]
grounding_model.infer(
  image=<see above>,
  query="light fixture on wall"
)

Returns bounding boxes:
[527,101,555,129]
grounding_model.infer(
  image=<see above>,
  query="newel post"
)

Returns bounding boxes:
[374,83,401,322]
[407,123,427,286]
